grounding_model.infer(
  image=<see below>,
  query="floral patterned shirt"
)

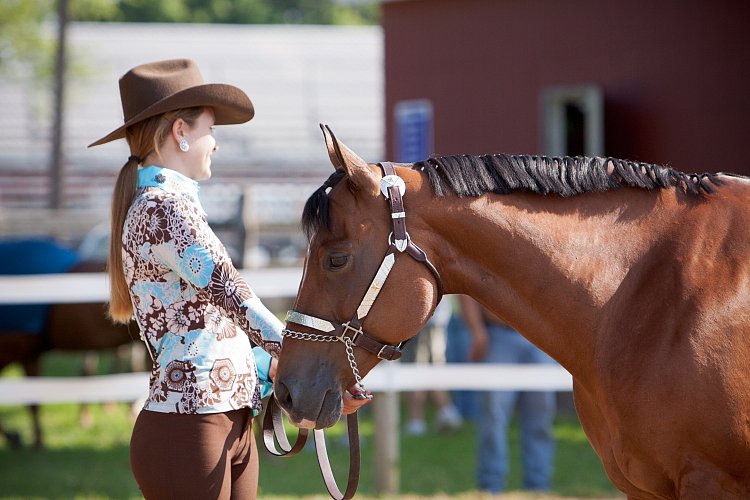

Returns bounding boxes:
[123,166,283,414]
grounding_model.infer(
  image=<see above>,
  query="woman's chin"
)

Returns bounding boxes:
[198,166,212,181]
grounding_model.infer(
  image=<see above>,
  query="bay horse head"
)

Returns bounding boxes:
[274,125,442,428]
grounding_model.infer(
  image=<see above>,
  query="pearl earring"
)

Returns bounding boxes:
[179,138,190,152]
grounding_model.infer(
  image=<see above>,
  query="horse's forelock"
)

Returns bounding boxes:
[301,170,347,239]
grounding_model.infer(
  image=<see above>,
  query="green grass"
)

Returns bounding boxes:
[0,353,621,499]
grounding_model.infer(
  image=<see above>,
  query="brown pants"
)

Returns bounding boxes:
[130,408,258,499]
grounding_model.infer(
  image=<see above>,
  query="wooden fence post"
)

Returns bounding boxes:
[373,390,400,495]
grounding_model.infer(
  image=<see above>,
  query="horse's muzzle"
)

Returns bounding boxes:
[273,378,343,429]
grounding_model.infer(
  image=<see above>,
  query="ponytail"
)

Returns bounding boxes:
[107,156,139,323]
[107,107,204,323]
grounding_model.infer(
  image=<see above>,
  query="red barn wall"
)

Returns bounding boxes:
[383,0,750,174]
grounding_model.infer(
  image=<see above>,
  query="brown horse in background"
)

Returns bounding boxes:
[0,260,137,449]
[274,126,750,498]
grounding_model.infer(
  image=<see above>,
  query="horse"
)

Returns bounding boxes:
[273,125,750,499]
[0,240,138,449]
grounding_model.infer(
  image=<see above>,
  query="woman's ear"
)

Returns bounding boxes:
[171,118,185,143]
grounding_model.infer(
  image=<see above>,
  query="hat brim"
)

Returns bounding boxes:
[88,83,254,147]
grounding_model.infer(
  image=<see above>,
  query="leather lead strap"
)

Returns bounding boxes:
[314,414,360,499]
[262,397,360,500]
[262,396,308,457]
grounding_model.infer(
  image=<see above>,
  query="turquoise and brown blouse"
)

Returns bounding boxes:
[123,166,283,415]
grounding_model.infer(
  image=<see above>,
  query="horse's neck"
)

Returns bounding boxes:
[429,189,670,374]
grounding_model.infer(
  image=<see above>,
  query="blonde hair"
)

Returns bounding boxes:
[108,107,204,323]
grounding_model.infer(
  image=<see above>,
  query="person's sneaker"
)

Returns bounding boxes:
[436,405,463,431]
[405,419,427,436]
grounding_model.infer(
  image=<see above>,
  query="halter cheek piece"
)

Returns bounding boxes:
[282,162,444,391]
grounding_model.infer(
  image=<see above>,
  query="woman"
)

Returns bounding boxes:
[90,59,367,499]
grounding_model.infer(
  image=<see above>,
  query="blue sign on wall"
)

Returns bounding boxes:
[394,99,433,163]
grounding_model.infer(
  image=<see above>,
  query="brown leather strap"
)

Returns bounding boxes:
[381,162,408,244]
[314,414,360,499]
[379,161,444,300]
[338,303,404,361]
[406,240,445,298]
[262,396,360,500]
[262,396,309,457]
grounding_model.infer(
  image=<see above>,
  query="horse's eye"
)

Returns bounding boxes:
[327,254,349,270]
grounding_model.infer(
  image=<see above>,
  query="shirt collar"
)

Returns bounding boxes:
[137,165,205,215]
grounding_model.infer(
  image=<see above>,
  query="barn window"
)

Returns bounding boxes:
[541,85,603,157]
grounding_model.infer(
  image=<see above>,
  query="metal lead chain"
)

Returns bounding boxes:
[342,337,364,388]
[282,328,337,343]
[283,328,366,392]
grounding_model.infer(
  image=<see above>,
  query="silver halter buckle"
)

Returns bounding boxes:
[380,174,406,198]
[340,322,363,342]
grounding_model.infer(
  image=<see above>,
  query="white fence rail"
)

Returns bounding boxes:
[0,364,572,406]
[0,271,574,495]
[0,269,303,304]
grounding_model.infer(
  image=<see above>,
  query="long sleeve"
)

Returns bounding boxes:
[144,193,283,358]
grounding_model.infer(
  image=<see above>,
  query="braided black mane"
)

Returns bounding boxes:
[416,154,720,199]
[302,154,722,238]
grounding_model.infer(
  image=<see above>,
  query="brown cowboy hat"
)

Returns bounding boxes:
[89,58,254,147]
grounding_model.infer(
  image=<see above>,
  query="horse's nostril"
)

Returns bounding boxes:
[274,380,293,411]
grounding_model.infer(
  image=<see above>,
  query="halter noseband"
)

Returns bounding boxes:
[283,162,444,391]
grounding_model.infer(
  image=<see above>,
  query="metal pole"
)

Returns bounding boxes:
[50,0,69,209]
[373,390,400,495]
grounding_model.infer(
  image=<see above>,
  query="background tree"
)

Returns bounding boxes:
[1,0,376,76]
[0,0,120,77]
[70,0,378,25]
[0,0,52,77]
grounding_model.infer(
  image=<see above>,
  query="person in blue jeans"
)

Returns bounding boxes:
[460,296,556,493]
[444,308,480,421]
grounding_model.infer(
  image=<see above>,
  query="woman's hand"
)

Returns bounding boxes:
[269,357,278,381]
[342,384,373,414]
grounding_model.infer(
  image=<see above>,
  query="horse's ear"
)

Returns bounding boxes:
[319,124,380,195]
[320,123,345,170]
